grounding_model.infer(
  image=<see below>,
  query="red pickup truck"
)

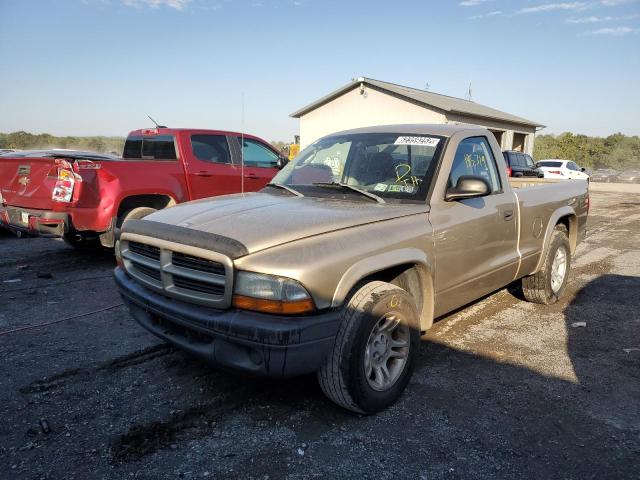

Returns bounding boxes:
[0,128,284,248]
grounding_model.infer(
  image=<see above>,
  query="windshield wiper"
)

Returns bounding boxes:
[266,183,304,197]
[312,182,385,204]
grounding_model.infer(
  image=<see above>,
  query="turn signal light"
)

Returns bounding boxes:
[232,295,315,315]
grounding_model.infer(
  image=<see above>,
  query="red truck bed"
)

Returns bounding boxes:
[0,128,283,247]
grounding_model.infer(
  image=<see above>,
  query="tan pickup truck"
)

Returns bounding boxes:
[114,124,589,414]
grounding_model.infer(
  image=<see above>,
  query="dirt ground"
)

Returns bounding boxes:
[1,189,638,480]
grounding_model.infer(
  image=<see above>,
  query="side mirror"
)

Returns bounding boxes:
[445,176,491,202]
[277,155,289,170]
[581,167,586,172]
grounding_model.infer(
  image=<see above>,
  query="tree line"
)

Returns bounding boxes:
[533,132,640,170]
[2,130,639,171]
[0,131,125,155]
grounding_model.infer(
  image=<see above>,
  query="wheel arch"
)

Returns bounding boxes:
[331,249,435,333]
[534,207,577,273]
[116,194,177,222]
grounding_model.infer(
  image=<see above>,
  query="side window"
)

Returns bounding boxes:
[568,162,579,171]
[517,154,527,167]
[524,155,535,167]
[449,137,501,193]
[239,138,279,168]
[191,135,231,164]
[141,135,177,160]
[123,136,142,159]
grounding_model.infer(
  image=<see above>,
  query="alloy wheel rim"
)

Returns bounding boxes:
[364,314,410,391]
[550,246,567,293]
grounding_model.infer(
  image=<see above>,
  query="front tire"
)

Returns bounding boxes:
[522,225,571,304]
[317,281,420,414]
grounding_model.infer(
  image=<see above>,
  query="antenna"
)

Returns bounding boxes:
[466,82,473,102]
[241,93,245,195]
[147,115,167,129]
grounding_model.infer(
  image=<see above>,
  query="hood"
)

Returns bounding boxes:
[140,192,428,255]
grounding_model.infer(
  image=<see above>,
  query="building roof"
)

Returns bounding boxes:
[290,77,544,128]
[327,123,487,138]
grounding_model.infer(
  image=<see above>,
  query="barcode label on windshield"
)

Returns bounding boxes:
[394,136,440,147]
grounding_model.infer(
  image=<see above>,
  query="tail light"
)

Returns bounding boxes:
[52,160,79,203]
[506,167,513,177]
[549,170,564,176]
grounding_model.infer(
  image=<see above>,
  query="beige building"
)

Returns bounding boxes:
[291,77,544,154]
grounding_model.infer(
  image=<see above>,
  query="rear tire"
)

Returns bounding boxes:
[522,225,571,304]
[317,281,420,414]
[114,207,157,253]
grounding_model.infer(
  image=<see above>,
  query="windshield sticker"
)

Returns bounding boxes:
[373,183,388,192]
[394,136,440,147]
[388,185,415,194]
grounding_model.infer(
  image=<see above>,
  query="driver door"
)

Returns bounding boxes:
[429,136,518,316]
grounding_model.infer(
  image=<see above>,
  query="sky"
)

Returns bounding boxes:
[0,0,639,141]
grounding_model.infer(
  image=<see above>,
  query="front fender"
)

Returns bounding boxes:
[331,248,435,331]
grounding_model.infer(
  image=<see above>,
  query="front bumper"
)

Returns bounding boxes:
[0,205,69,237]
[114,267,341,378]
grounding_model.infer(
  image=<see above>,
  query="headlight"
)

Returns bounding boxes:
[233,271,315,315]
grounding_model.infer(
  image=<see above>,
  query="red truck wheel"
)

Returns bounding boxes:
[118,207,157,229]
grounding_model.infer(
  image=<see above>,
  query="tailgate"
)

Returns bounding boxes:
[0,157,58,209]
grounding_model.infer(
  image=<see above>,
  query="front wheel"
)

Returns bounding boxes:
[317,281,420,414]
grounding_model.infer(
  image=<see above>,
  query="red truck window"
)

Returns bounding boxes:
[239,138,279,168]
[191,135,231,164]
[123,135,177,160]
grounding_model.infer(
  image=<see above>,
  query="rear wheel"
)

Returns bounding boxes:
[114,207,157,252]
[117,207,157,230]
[522,225,571,304]
[317,281,420,414]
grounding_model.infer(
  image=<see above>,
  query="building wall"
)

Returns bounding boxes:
[298,86,538,155]
[298,86,446,148]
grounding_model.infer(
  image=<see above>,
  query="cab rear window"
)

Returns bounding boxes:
[123,135,177,160]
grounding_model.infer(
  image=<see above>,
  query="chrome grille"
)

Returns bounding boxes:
[172,251,226,276]
[121,238,233,308]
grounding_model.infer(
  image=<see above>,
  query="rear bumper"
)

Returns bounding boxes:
[0,205,69,237]
[114,267,341,378]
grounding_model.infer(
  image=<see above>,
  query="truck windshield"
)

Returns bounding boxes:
[271,132,444,201]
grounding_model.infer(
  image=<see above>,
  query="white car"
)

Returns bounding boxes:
[536,159,589,180]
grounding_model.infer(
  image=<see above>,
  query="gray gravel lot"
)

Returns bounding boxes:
[1,189,639,480]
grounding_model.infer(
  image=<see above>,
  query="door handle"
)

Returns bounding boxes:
[195,171,213,177]
[504,210,514,221]
[244,174,259,179]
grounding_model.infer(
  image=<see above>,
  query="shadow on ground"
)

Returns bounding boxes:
[97,274,640,478]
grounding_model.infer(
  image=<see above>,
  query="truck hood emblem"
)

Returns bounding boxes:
[18,176,30,186]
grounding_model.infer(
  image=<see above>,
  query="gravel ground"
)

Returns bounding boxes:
[1,190,639,480]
